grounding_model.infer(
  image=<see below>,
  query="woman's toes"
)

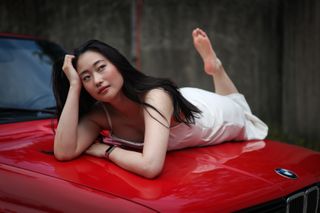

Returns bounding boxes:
[193,28,201,37]
[198,29,206,37]
[192,29,198,37]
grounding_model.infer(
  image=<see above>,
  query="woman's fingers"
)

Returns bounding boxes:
[62,54,81,86]
[62,54,75,71]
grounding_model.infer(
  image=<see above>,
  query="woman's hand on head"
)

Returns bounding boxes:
[62,54,81,88]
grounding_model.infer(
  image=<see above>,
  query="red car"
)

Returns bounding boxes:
[1,34,320,212]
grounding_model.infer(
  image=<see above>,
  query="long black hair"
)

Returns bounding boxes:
[52,40,201,126]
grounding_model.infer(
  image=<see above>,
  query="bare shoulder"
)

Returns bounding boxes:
[144,88,173,106]
[143,88,174,125]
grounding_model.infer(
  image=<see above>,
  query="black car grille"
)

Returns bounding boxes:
[238,183,320,213]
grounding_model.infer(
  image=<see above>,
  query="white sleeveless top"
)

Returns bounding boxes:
[101,87,268,151]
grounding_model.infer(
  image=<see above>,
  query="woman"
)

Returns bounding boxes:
[52,28,268,179]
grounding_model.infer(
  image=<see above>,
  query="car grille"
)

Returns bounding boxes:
[238,183,320,213]
[287,186,319,213]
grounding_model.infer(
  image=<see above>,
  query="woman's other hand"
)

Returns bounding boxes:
[62,54,81,87]
[85,141,109,158]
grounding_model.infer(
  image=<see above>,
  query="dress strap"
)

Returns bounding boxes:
[100,103,113,131]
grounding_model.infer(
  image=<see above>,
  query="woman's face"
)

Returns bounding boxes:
[76,50,124,102]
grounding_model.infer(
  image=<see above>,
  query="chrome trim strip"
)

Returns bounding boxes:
[305,186,319,213]
[286,186,319,213]
[286,192,305,213]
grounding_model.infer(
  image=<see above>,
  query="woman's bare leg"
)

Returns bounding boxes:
[192,28,238,95]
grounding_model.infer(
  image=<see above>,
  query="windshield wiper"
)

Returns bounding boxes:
[0,106,56,114]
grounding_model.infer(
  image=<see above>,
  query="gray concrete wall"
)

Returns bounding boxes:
[1,0,319,150]
[0,0,132,56]
[141,0,282,129]
[282,0,320,148]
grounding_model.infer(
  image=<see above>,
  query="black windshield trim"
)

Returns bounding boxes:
[0,107,56,114]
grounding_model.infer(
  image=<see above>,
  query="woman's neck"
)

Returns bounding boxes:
[105,92,141,116]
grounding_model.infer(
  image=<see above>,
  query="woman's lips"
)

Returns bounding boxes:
[98,85,110,94]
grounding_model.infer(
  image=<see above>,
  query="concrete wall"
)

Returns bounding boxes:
[0,0,132,56]
[282,0,320,148]
[1,0,319,150]
[140,0,282,129]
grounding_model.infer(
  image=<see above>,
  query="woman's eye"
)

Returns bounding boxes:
[97,65,106,72]
[82,75,91,82]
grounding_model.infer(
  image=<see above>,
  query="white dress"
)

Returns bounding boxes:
[167,87,268,150]
[101,87,268,151]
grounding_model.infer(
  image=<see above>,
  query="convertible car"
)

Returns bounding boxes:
[0,34,319,212]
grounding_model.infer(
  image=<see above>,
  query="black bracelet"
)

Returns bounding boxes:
[105,145,117,160]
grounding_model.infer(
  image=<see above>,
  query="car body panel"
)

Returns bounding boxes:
[1,119,319,212]
[0,164,155,212]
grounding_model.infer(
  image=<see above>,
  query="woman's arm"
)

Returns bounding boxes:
[86,89,173,179]
[111,89,173,178]
[54,55,101,161]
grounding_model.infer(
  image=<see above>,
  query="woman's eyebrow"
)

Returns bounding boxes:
[79,59,105,75]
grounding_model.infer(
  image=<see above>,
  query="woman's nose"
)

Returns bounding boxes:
[93,74,103,87]
[95,81,102,87]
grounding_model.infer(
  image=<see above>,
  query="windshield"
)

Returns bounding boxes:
[0,37,65,123]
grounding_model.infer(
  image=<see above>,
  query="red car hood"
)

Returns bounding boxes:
[1,119,320,212]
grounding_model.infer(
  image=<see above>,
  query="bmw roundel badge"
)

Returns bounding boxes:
[275,168,298,179]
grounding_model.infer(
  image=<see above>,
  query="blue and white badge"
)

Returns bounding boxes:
[275,168,298,179]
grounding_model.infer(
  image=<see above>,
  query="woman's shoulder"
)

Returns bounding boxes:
[144,88,172,104]
[142,88,174,117]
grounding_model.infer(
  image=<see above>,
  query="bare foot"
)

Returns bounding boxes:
[192,28,222,75]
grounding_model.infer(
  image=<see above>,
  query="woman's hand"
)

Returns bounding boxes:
[62,54,81,87]
[85,141,109,158]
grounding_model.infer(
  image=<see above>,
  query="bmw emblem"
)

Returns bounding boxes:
[275,168,298,179]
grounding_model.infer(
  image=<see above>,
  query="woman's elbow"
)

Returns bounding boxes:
[53,141,78,161]
[142,169,161,179]
[141,162,163,179]
[54,150,77,161]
